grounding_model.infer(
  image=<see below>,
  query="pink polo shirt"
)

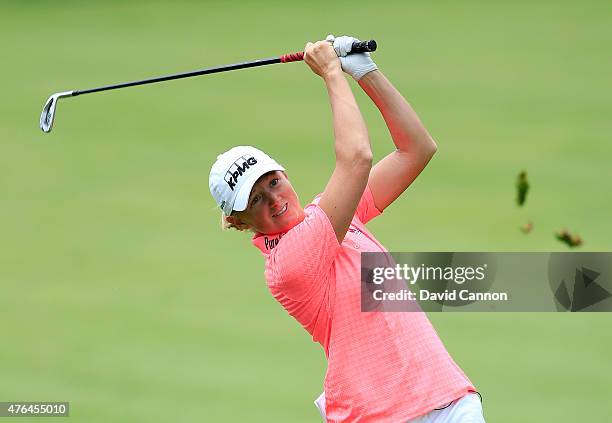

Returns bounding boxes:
[252,186,474,422]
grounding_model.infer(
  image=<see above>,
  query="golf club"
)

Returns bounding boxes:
[40,39,377,133]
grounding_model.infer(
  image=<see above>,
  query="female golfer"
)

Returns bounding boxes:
[209,36,485,422]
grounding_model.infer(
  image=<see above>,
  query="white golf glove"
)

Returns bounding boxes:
[326,34,378,81]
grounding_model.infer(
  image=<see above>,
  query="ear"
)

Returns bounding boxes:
[225,215,251,231]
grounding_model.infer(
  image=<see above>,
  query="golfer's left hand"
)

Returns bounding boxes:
[326,34,378,81]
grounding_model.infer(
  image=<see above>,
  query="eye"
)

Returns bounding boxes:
[251,194,261,206]
[270,178,279,187]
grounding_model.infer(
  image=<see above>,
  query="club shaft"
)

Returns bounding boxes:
[70,39,377,97]
[74,57,281,96]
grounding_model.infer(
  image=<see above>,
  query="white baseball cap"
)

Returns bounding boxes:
[209,146,285,215]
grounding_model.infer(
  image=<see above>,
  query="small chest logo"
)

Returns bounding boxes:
[348,227,362,236]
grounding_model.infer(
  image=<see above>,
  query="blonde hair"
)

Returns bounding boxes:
[221,211,239,231]
[220,211,254,232]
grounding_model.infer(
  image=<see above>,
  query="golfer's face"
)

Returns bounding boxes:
[240,171,302,234]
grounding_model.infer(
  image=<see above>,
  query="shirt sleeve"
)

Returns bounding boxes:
[355,184,383,224]
[266,204,342,302]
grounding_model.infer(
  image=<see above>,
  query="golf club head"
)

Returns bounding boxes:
[39,91,74,133]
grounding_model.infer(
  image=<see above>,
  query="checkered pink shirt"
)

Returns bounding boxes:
[252,186,474,422]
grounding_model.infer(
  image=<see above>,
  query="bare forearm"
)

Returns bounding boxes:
[318,71,371,242]
[303,39,372,242]
[359,70,436,154]
[324,70,372,164]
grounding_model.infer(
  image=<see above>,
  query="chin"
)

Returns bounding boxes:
[268,207,302,233]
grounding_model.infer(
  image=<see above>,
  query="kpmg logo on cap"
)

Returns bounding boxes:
[224,155,258,191]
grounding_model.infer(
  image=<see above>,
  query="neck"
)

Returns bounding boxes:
[252,208,306,254]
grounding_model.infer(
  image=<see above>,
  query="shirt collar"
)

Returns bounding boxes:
[252,231,287,256]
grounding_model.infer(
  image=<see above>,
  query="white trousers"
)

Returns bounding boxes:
[314,391,485,423]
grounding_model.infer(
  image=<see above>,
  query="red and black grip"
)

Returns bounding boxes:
[279,39,377,63]
[279,52,305,63]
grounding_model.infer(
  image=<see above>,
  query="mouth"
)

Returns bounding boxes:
[272,203,288,218]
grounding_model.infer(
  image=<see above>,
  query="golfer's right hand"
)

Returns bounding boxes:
[304,41,342,79]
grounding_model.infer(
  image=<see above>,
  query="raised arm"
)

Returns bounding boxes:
[359,71,437,211]
[328,35,438,212]
[303,41,372,243]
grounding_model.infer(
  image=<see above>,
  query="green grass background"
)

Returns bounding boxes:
[1,0,611,421]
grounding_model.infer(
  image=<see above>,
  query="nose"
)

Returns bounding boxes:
[269,192,282,210]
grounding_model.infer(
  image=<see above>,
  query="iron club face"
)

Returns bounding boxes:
[39,91,74,133]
